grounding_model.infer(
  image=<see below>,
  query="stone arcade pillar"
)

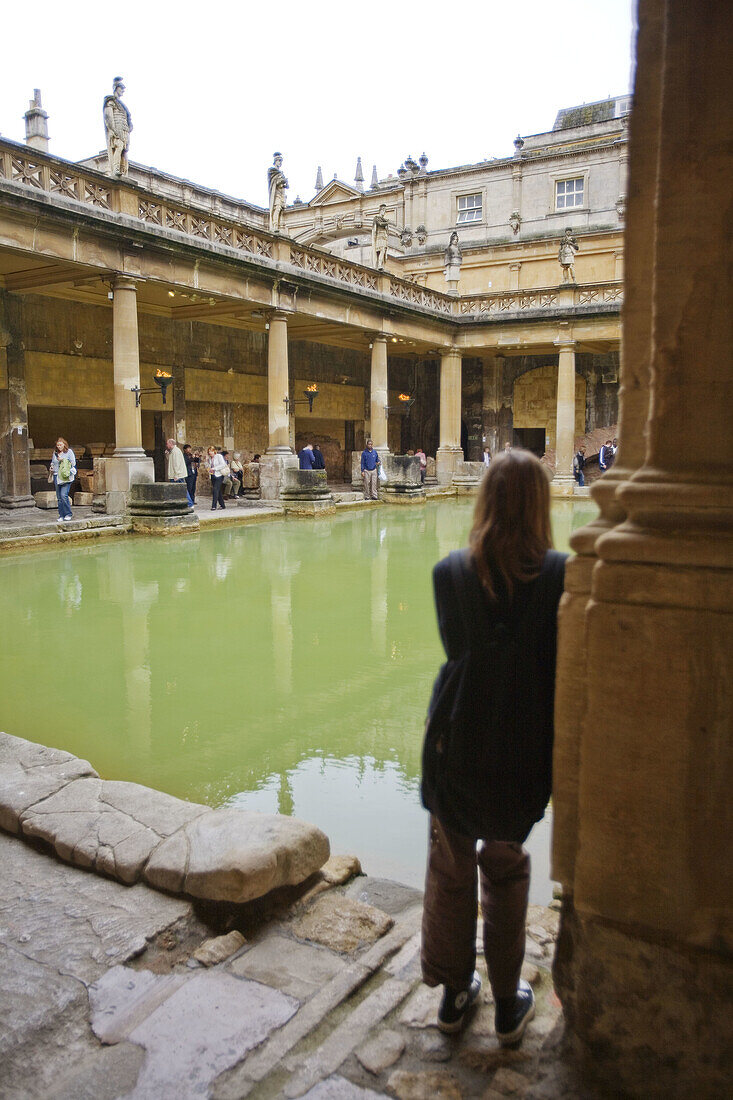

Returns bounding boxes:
[0,292,34,510]
[435,349,462,485]
[369,335,389,456]
[261,311,297,500]
[552,2,733,1096]
[105,276,154,504]
[552,326,577,496]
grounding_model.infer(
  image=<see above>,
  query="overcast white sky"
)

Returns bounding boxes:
[2,0,635,210]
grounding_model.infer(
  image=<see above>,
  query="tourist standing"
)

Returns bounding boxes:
[483,447,492,468]
[207,446,227,510]
[599,439,612,472]
[231,453,245,496]
[573,445,586,487]
[49,437,76,523]
[166,439,192,505]
[361,440,380,499]
[183,444,198,503]
[415,447,427,484]
[298,443,315,470]
[312,444,326,471]
[420,450,567,1043]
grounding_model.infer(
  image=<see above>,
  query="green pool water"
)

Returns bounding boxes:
[0,499,595,900]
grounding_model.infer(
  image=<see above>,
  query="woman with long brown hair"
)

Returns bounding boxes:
[49,437,76,523]
[420,449,567,1043]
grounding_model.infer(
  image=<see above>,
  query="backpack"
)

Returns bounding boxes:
[420,549,564,842]
[58,457,72,482]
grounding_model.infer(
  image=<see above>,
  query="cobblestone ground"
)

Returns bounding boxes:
[0,832,596,1100]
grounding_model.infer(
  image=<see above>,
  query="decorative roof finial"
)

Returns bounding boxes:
[370,164,379,189]
[315,165,324,191]
[354,156,364,191]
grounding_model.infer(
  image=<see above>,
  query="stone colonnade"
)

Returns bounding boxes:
[0,277,608,506]
[552,1,732,1095]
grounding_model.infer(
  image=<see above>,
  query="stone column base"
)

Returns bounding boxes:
[105,454,155,499]
[554,897,733,1099]
[435,446,463,487]
[550,474,578,498]
[260,452,298,501]
[0,494,36,511]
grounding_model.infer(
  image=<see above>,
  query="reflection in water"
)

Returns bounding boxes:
[0,500,596,898]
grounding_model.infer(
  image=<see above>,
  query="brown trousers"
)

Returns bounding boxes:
[421,815,530,999]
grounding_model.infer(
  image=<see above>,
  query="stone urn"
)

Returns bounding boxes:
[128,482,199,534]
[280,468,335,516]
[380,455,425,503]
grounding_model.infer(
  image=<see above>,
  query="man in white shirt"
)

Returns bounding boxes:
[166,439,192,505]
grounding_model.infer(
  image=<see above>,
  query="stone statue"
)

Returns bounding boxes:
[444,231,462,268]
[103,77,132,177]
[444,231,462,293]
[371,204,390,269]
[268,153,288,233]
[558,227,579,283]
[509,211,522,235]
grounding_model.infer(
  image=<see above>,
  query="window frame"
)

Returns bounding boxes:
[455,190,483,225]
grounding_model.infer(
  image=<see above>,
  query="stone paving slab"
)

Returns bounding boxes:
[299,1076,387,1098]
[229,934,345,1001]
[0,732,99,833]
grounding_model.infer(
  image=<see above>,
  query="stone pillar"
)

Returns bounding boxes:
[369,336,389,455]
[481,356,501,455]
[436,349,463,486]
[551,328,577,496]
[172,361,186,444]
[266,312,291,454]
[0,293,34,510]
[261,311,297,500]
[553,2,733,1096]
[106,277,154,500]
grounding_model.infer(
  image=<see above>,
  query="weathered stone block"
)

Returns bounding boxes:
[229,934,344,1000]
[73,492,94,506]
[34,491,57,509]
[453,461,486,495]
[144,808,330,902]
[19,777,209,884]
[0,732,99,835]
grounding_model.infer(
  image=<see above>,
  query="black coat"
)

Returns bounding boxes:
[423,548,567,841]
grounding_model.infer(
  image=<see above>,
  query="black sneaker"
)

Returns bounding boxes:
[437,972,482,1034]
[495,979,535,1046]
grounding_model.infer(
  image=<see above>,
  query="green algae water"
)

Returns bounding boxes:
[0,499,595,901]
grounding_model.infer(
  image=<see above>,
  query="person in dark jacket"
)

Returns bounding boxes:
[421,450,567,1044]
[573,445,586,486]
[312,444,326,470]
[298,443,315,470]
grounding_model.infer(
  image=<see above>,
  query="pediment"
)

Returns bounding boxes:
[310,180,362,206]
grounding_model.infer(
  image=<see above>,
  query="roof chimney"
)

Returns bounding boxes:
[24,89,49,153]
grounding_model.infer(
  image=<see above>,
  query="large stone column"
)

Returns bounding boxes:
[261,311,296,500]
[553,2,733,1095]
[105,276,154,500]
[369,335,389,455]
[436,349,463,485]
[551,327,577,496]
[0,292,34,510]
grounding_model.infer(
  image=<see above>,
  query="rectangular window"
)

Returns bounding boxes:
[555,177,585,209]
[456,193,482,223]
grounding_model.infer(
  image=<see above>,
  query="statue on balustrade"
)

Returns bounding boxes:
[268,153,289,233]
[558,227,579,283]
[443,231,462,290]
[103,77,132,177]
[371,204,390,269]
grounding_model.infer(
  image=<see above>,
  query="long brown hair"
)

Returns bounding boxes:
[468,449,553,600]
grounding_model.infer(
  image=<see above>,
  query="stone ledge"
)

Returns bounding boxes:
[0,732,330,905]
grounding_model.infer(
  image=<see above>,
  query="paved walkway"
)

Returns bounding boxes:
[0,830,589,1100]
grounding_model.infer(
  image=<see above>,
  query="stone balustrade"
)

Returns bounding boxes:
[0,138,621,325]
